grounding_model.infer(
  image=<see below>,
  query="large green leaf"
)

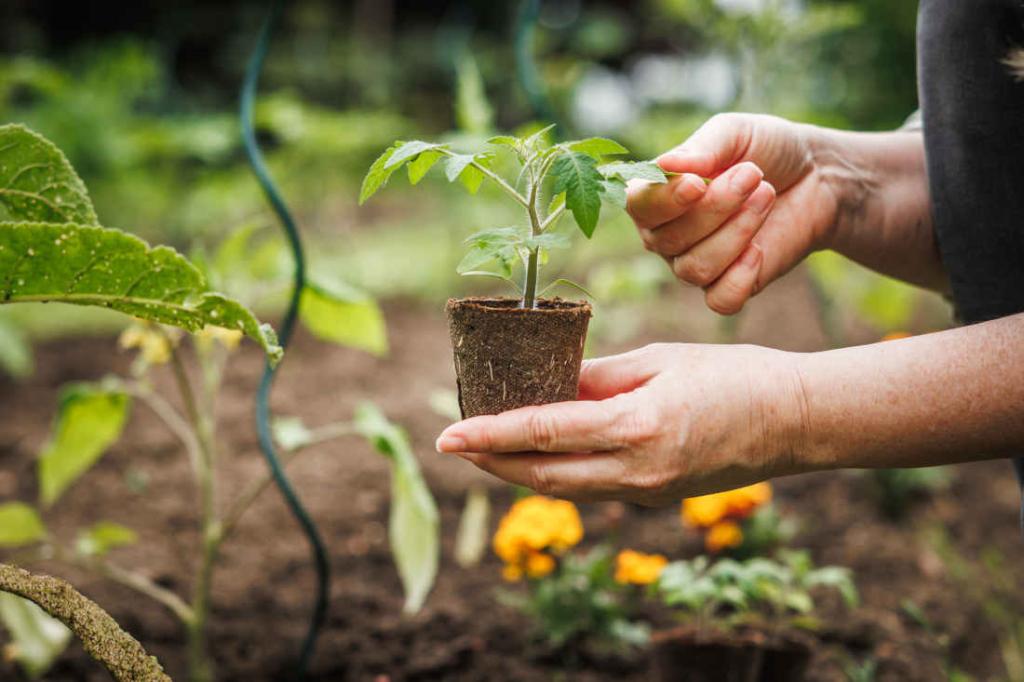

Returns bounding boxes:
[299,280,387,356]
[38,384,130,507]
[0,503,46,547]
[0,124,98,226]
[551,152,604,238]
[0,222,282,362]
[0,593,72,679]
[353,402,439,614]
[567,138,629,159]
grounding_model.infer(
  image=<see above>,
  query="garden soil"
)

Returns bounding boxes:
[2,293,1021,681]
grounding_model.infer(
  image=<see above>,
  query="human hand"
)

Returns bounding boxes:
[435,343,807,506]
[628,113,844,314]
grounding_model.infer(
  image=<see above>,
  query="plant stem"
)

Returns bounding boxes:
[522,168,543,309]
[437,149,529,207]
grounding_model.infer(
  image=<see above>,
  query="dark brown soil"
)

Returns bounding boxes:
[0,292,1022,682]
[446,297,591,417]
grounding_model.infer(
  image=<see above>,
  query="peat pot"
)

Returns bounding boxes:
[652,626,813,682]
[445,297,592,418]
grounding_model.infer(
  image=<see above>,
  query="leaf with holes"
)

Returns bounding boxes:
[0,124,98,226]
[551,152,604,238]
[0,222,282,362]
[354,402,439,614]
[38,383,131,507]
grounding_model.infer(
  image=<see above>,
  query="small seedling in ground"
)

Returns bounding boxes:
[360,126,668,416]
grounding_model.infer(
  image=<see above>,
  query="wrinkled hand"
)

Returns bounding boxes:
[435,343,806,506]
[629,113,841,314]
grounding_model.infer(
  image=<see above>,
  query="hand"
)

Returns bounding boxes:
[435,343,806,506]
[628,113,844,314]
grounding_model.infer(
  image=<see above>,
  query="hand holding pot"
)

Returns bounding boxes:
[435,342,804,506]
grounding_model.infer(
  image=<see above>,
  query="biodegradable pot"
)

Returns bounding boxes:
[652,627,763,682]
[445,297,592,418]
[759,633,814,682]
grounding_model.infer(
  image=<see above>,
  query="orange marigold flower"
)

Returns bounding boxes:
[493,496,583,578]
[681,482,772,528]
[881,331,913,341]
[614,549,668,585]
[525,551,556,578]
[502,564,523,582]
[705,520,744,553]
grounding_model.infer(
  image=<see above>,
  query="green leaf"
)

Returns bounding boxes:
[299,280,387,356]
[524,124,557,152]
[457,245,505,275]
[457,164,485,194]
[0,502,46,547]
[547,191,566,215]
[427,389,462,422]
[272,416,314,451]
[38,384,130,507]
[454,486,490,568]
[487,135,519,149]
[0,124,98,226]
[601,179,628,209]
[538,278,595,300]
[445,153,491,192]
[407,150,442,185]
[525,232,571,251]
[567,137,629,159]
[353,402,440,614]
[599,160,669,184]
[384,141,440,170]
[0,222,282,363]
[359,143,399,204]
[0,593,72,679]
[75,521,138,557]
[551,152,604,238]
[0,314,32,378]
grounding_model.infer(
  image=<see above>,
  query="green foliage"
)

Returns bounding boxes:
[75,522,138,558]
[504,546,648,651]
[867,467,951,520]
[0,503,46,547]
[0,313,32,378]
[38,383,130,507]
[353,402,439,614]
[0,124,282,362]
[656,550,857,627]
[299,281,388,356]
[360,128,666,307]
[0,593,72,679]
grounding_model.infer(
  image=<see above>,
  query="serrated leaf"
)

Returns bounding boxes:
[524,232,571,251]
[75,521,138,557]
[524,124,557,152]
[600,160,669,184]
[601,178,628,208]
[0,503,45,547]
[353,402,439,614]
[38,384,130,507]
[359,143,399,204]
[457,164,485,194]
[0,593,72,679]
[0,124,98,226]
[567,137,629,158]
[384,141,440,170]
[299,281,387,356]
[407,150,442,185]
[551,152,604,238]
[456,244,516,277]
[454,486,490,568]
[0,222,282,363]
[487,135,519,149]
[464,226,524,247]
[0,314,32,379]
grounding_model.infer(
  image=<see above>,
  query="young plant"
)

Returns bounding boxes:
[359,126,668,308]
[681,482,796,557]
[492,496,648,652]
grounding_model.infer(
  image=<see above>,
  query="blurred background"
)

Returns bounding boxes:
[0,0,942,359]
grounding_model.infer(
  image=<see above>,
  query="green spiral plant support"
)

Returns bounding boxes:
[240,1,330,678]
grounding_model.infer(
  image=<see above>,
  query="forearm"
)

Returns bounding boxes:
[805,126,948,292]
[789,314,1024,472]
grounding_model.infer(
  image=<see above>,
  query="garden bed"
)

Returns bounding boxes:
[1,300,1021,681]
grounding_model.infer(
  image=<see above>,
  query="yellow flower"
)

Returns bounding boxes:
[705,520,743,553]
[881,331,913,342]
[681,482,772,529]
[525,551,556,578]
[502,564,523,582]
[614,549,668,585]
[493,496,583,578]
[195,325,243,352]
[119,323,172,365]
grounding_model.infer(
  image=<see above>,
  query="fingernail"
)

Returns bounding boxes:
[436,434,466,453]
[739,244,762,268]
[675,174,707,203]
[747,184,774,213]
[729,163,763,195]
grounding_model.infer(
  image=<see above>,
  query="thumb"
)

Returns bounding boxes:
[656,114,753,179]
[577,348,660,401]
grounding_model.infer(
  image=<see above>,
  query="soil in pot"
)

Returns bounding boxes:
[651,627,765,682]
[445,297,592,418]
[759,630,814,682]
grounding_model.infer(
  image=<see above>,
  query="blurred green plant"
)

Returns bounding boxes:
[864,467,952,521]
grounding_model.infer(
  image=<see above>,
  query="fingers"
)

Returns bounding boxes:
[436,395,638,454]
[577,347,661,400]
[704,243,763,315]
[670,182,775,287]
[642,162,765,257]
[457,451,630,502]
[656,113,754,178]
[627,173,707,230]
